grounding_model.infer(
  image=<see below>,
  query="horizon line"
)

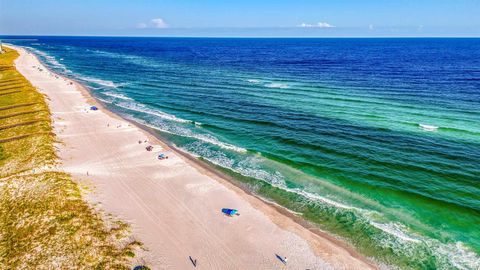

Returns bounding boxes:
[2,34,480,39]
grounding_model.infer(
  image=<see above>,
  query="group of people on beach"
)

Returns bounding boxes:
[138,140,169,160]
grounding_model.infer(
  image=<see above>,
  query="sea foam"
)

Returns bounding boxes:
[116,102,191,124]
[96,97,113,104]
[265,82,289,89]
[182,142,279,182]
[27,47,70,73]
[419,123,439,131]
[103,92,133,101]
[79,76,127,89]
[127,115,247,153]
[370,221,422,243]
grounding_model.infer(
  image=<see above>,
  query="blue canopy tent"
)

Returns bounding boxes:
[221,208,238,216]
[90,106,98,111]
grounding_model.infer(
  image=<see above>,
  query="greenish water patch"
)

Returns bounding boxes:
[202,157,479,270]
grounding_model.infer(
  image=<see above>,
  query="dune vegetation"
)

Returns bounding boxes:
[0,47,140,269]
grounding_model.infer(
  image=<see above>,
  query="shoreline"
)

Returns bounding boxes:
[134,121,373,264]
[11,44,377,269]
[70,62,374,267]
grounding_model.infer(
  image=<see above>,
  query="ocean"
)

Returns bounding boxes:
[5,37,480,269]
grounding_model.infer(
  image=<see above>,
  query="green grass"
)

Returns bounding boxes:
[0,47,141,269]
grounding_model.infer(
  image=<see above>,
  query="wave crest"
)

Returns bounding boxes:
[79,76,128,88]
[103,92,133,101]
[26,47,70,73]
[265,82,289,89]
[116,101,191,124]
[419,123,439,131]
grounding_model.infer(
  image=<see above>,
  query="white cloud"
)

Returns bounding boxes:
[317,22,334,28]
[151,18,168,28]
[299,22,334,28]
[299,23,313,28]
[136,23,147,29]
[136,18,169,29]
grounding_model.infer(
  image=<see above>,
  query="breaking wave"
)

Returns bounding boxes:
[183,142,281,183]
[79,76,128,89]
[115,101,191,124]
[129,117,247,153]
[265,82,289,89]
[419,123,439,132]
[103,91,133,101]
[26,47,70,73]
[96,97,113,104]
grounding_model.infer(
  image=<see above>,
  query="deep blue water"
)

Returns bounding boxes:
[4,36,480,269]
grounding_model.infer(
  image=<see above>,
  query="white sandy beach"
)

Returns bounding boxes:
[12,45,375,270]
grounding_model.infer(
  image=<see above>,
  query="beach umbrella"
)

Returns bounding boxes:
[90,106,98,111]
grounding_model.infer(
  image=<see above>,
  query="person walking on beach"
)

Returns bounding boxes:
[275,254,288,265]
[189,256,197,267]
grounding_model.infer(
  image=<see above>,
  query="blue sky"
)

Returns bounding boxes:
[1,0,479,37]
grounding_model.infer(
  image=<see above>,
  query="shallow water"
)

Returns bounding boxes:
[6,36,480,269]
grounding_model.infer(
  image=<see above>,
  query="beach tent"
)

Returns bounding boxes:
[158,153,169,160]
[90,106,98,111]
[221,208,238,216]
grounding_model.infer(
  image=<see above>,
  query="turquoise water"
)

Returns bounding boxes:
[7,37,480,269]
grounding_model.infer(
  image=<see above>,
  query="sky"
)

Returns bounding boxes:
[1,0,479,37]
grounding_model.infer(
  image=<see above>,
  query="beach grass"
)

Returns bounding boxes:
[0,48,55,177]
[0,47,139,269]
